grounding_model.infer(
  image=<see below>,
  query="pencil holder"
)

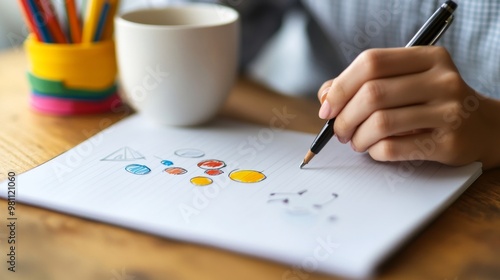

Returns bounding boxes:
[24,35,121,115]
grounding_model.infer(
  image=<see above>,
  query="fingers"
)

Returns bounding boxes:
[322,47,440,119]
[317,79,333,102]
[349,104,447,152]
[364,130,470,166]
[314,46,485,167]
[367,132,438,162]
[334,72,441,142]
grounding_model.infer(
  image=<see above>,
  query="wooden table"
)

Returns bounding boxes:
[1,49,499,280]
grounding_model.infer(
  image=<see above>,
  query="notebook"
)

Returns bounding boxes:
[0,114,482,278]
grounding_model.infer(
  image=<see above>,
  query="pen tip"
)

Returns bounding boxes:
[300,161,306,169]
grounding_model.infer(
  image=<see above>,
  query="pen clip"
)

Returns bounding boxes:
[429,14,454,45]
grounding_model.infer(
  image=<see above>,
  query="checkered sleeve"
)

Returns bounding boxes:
[302,0,500,98]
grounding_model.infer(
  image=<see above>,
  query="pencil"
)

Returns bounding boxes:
[18,0,42,41]
[64,0,81,43]
[102,0,119,40]
[300,119,335,168]
[299,0,457,169]
[26,0,53,43]
[93,1,110,42]
[82,0,103,43]
[37,0,68,43]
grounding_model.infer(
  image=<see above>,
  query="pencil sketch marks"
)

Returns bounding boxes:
[267,190,339,219]
[267,189,308,212]
[229,169,267,183]
[125,164,151,175]
[313,193,339,209]
[174,148,205,158]
[270,189,307,197]
[101,147,145,161]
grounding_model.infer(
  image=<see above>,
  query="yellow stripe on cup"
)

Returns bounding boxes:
[24,35,117,90]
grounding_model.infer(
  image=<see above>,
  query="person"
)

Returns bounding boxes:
[308,1,500,171]
[179,0,500,169]
[5,0,496,167]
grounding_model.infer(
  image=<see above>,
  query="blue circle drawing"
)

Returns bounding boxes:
[125,164,151,175]
[160,160,174,166]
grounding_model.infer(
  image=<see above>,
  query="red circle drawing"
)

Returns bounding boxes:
[197,159,226,170]
[205,169,224,176]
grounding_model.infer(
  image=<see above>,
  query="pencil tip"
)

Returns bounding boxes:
[300,150,315,169]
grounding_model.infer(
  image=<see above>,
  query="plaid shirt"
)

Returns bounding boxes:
[300,0,500,97]
[142,0,499,97]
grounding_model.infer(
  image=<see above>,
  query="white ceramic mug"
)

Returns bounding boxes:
[115,4,239,126]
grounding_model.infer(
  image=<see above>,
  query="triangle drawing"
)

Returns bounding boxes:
[101,147,146,161]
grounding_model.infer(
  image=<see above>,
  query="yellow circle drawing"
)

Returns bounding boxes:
[190,176,213,186]
[229,170,266,183]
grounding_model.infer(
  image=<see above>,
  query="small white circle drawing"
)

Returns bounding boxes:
[174,148,205,158]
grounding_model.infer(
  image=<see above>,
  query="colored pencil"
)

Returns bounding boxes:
[82,0,103,43]
[64,0,82,43]
[93,1,110,42]
[26,0,53,43]
[37,0,68,43]
[19,0,118,44]
[18,0,42,41]
[102,0,119,40]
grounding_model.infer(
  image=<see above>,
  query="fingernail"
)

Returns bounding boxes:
[338,137,347,144]
[318,100,331,119]
[320,87,330,103]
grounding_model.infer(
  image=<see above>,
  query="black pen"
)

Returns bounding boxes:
[300,0,457,169]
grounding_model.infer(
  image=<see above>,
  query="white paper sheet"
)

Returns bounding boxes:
[0,115,482,278]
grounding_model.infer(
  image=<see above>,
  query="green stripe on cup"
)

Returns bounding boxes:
[27,72,117,99]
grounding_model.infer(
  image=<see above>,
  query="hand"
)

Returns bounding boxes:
[317,46,500,169]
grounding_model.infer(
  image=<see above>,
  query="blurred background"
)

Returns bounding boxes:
[0,1,25,50]
[0,0,325,96]
[0,0,189,50]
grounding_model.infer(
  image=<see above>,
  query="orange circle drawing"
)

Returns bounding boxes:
[229,170,266,183]
[164,167,187,175]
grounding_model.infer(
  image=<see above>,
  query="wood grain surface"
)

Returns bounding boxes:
[0,49,499,280]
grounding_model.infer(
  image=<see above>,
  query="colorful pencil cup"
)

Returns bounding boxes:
[24,35,120,115]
